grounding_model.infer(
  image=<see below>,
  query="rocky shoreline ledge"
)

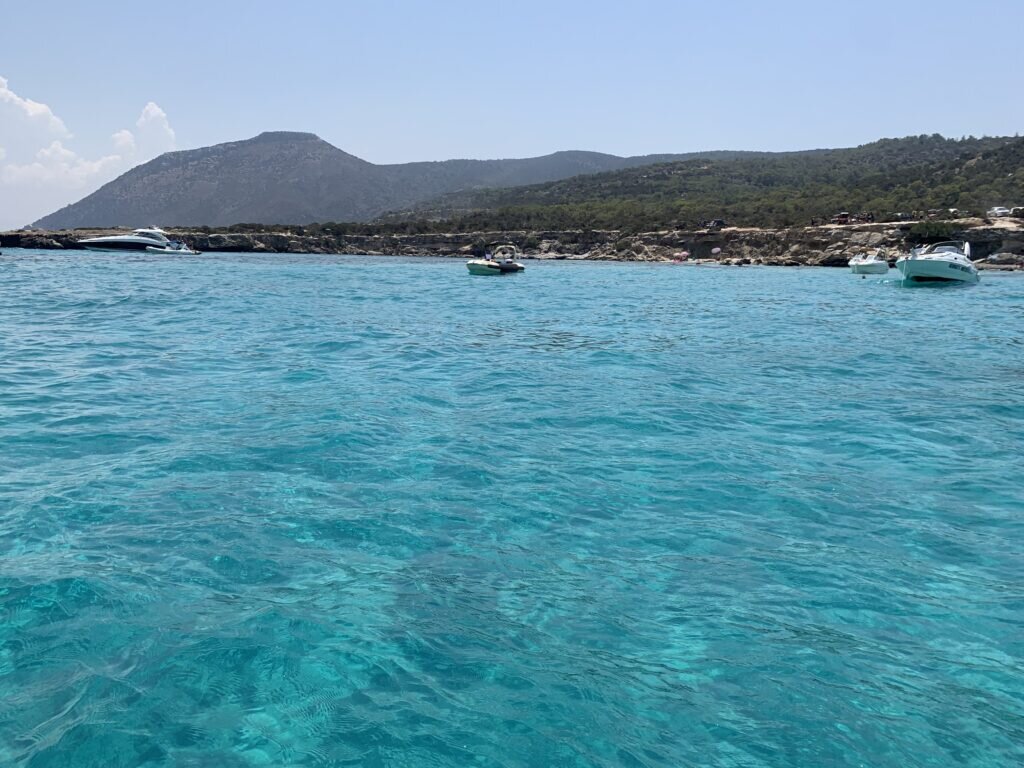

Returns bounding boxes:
[4,221,1023,268]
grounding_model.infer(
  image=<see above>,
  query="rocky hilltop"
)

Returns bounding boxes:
[6,221,1023,267]
[33,133,717,230]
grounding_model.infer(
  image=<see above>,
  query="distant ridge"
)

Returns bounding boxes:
[384,135,1024,230]
[34,133,709,228]
[35,133,1023,230]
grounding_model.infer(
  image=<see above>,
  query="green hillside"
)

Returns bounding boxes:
[380,135,1023,231]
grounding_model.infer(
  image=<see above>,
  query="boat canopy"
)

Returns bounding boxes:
[490,244,519,258]
[923,241,966,254]
[133,228,170,242]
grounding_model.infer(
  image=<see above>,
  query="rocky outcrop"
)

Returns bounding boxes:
[4,221,1023,267]
[2,232,67,250]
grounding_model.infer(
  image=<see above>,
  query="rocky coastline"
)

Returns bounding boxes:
[4,221,1023,268]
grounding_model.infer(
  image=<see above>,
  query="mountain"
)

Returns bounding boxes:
[386,135,1023,231]
[34,133,719,228]
[35,133,1022,231]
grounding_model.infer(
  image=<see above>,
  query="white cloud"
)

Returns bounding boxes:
[1,140,123,187]
[0,75,69,137]
[133,101,176,159]
[0,76,176,229]
[112,129,135,153]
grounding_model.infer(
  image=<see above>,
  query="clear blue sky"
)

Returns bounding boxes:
[2,0,1022,227]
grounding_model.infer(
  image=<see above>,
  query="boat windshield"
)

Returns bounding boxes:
[924,241,964,255]
[492,245,518,259]
[134,229,169,242]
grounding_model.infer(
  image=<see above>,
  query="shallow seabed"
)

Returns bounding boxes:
[1,250,1022,767]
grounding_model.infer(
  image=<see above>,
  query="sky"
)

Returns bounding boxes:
[2,0,1022,229]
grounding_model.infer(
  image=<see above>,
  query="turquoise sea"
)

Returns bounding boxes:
[1,249,1022,767]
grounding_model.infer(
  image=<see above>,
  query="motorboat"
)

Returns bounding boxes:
[849,249,889,275]
[895,241,979,284]
[78,227,200,254]
[146,243,200,255]
[467,244,525,275]
[467,258,525,275]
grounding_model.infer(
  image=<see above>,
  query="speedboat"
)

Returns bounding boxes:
[467,258,525,275]
[895,241,979,284]
[78,227,200,254]
[146,243,201,255]
[467,244,525,275]
[849,249,889,275]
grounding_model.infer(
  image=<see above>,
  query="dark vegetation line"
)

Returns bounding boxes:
[380,135,1023,233]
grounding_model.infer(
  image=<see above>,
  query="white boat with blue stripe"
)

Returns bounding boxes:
[896,241,979,284]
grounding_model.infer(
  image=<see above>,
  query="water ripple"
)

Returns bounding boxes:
[1,251,1022,766]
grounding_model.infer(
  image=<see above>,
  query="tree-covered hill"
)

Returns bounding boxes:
[381,135,1023,231]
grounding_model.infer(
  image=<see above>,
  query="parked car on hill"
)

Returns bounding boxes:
[987,206,1011,217]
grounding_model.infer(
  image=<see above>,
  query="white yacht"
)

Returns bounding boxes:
[848,249,889,275]
[895,241,979,284]
[78,228,199,254]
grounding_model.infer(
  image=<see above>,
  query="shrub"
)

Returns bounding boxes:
[907,221,961,243]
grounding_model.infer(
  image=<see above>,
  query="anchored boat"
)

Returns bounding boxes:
[467,244,525,275]
[896,241,979,284]
[849,249,889,275]
[78,227,201,255]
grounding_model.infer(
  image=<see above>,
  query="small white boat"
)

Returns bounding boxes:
[849,249,889,275]
[467,244,525,275]
[896,241,979,284]
[146,244,200,255]
[79,227,199,254]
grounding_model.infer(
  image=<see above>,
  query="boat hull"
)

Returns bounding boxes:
[896,258,978,284]
[467,260,524,275]
[81,240,152,252]
[146,246,199,255]
[850,262,888,275]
